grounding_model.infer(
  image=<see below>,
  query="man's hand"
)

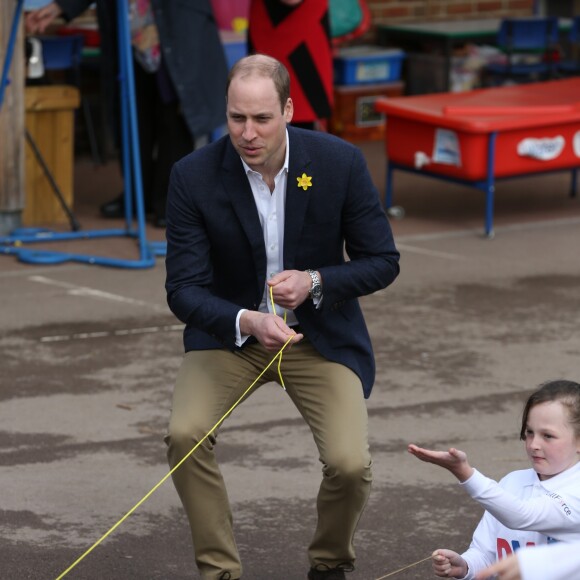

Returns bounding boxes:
[432,549,469,579]
[267,270,313,310]
[25,2,63,34]
[408,444,474,482]
[240,311,303,351]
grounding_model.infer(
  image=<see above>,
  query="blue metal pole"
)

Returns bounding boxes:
[484,132,498,238]
[117,0,133,226]
[117,0,148,258]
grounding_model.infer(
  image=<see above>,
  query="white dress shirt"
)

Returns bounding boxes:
[235,130,298,345]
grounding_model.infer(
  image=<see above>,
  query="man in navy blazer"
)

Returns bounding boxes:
[165,54,399,580]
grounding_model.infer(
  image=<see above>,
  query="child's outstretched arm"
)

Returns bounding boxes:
[432,548,469,579]
[408,444,475,482]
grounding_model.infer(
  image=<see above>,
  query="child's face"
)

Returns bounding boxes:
[524,401,580,481]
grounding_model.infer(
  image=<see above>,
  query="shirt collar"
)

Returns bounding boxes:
[539,460,580,491]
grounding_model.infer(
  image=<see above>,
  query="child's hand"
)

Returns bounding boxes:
[408,444,474,482]
[475,552,521,579]
[432,549,468,578]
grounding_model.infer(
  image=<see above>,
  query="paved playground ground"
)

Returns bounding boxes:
[2,143,580,579]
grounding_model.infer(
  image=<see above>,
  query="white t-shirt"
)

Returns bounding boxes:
[458,462,580,579]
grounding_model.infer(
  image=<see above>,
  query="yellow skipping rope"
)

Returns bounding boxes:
[374,555,432,579]
[55,281,429,580]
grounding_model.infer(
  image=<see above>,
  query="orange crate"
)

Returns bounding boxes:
[329,81,404,142]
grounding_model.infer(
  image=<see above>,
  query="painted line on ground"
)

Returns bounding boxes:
[40,324,184,343]
[28,275,167,311]
[0,264,86,279]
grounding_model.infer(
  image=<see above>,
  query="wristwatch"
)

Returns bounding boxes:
[306,269,322,300]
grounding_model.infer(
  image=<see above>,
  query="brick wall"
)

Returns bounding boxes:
[366,0,535,32]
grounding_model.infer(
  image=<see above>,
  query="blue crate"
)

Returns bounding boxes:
[334,45,405,85]
[220,31,247,70]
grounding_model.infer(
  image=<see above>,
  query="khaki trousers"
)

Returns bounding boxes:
[165,340,372,580]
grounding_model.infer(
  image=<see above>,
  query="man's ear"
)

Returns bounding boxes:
[284,98,294,123]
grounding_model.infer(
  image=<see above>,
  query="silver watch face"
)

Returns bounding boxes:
[307,270,322,298]
[307,270,321,299]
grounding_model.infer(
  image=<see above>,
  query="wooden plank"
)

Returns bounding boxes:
[23,85,79,226]
[25,85,81,111]
[0,2,25,232]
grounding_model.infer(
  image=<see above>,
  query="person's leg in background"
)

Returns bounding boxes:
[99,58,156,218]
[151,98,194,227]
[133,60,156,216]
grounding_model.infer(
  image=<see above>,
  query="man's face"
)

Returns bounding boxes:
[227,74,293,175]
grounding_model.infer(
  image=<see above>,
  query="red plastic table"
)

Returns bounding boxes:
[375,78,580,236]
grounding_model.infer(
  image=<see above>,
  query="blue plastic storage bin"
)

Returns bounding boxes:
[220,30,247,70]
[334,45,405,85]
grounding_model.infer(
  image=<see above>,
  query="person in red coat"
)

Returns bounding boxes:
[248,0,333,130]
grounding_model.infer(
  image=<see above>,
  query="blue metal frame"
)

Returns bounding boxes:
[0,0,167,267]
[385,130,578,238]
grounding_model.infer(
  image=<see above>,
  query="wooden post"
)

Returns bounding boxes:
[0,2,25,236]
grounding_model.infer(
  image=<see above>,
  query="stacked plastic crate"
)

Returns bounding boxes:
[329,45,405,142]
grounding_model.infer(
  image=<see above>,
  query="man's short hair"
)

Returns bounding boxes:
[226,54,291,113]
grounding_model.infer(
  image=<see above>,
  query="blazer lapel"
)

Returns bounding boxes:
[221,141,267,285]
[284,129,312,269]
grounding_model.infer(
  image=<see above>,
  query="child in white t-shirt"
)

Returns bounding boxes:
[475,540,580,580]
[408,379,580,580]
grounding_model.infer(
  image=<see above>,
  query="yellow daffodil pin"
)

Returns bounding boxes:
[297,173,313,191]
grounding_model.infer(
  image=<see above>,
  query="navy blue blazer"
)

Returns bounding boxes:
[165,126,400,398]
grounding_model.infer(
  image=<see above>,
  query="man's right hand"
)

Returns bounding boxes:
[25,2,63,35]
[240,311,303,351]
